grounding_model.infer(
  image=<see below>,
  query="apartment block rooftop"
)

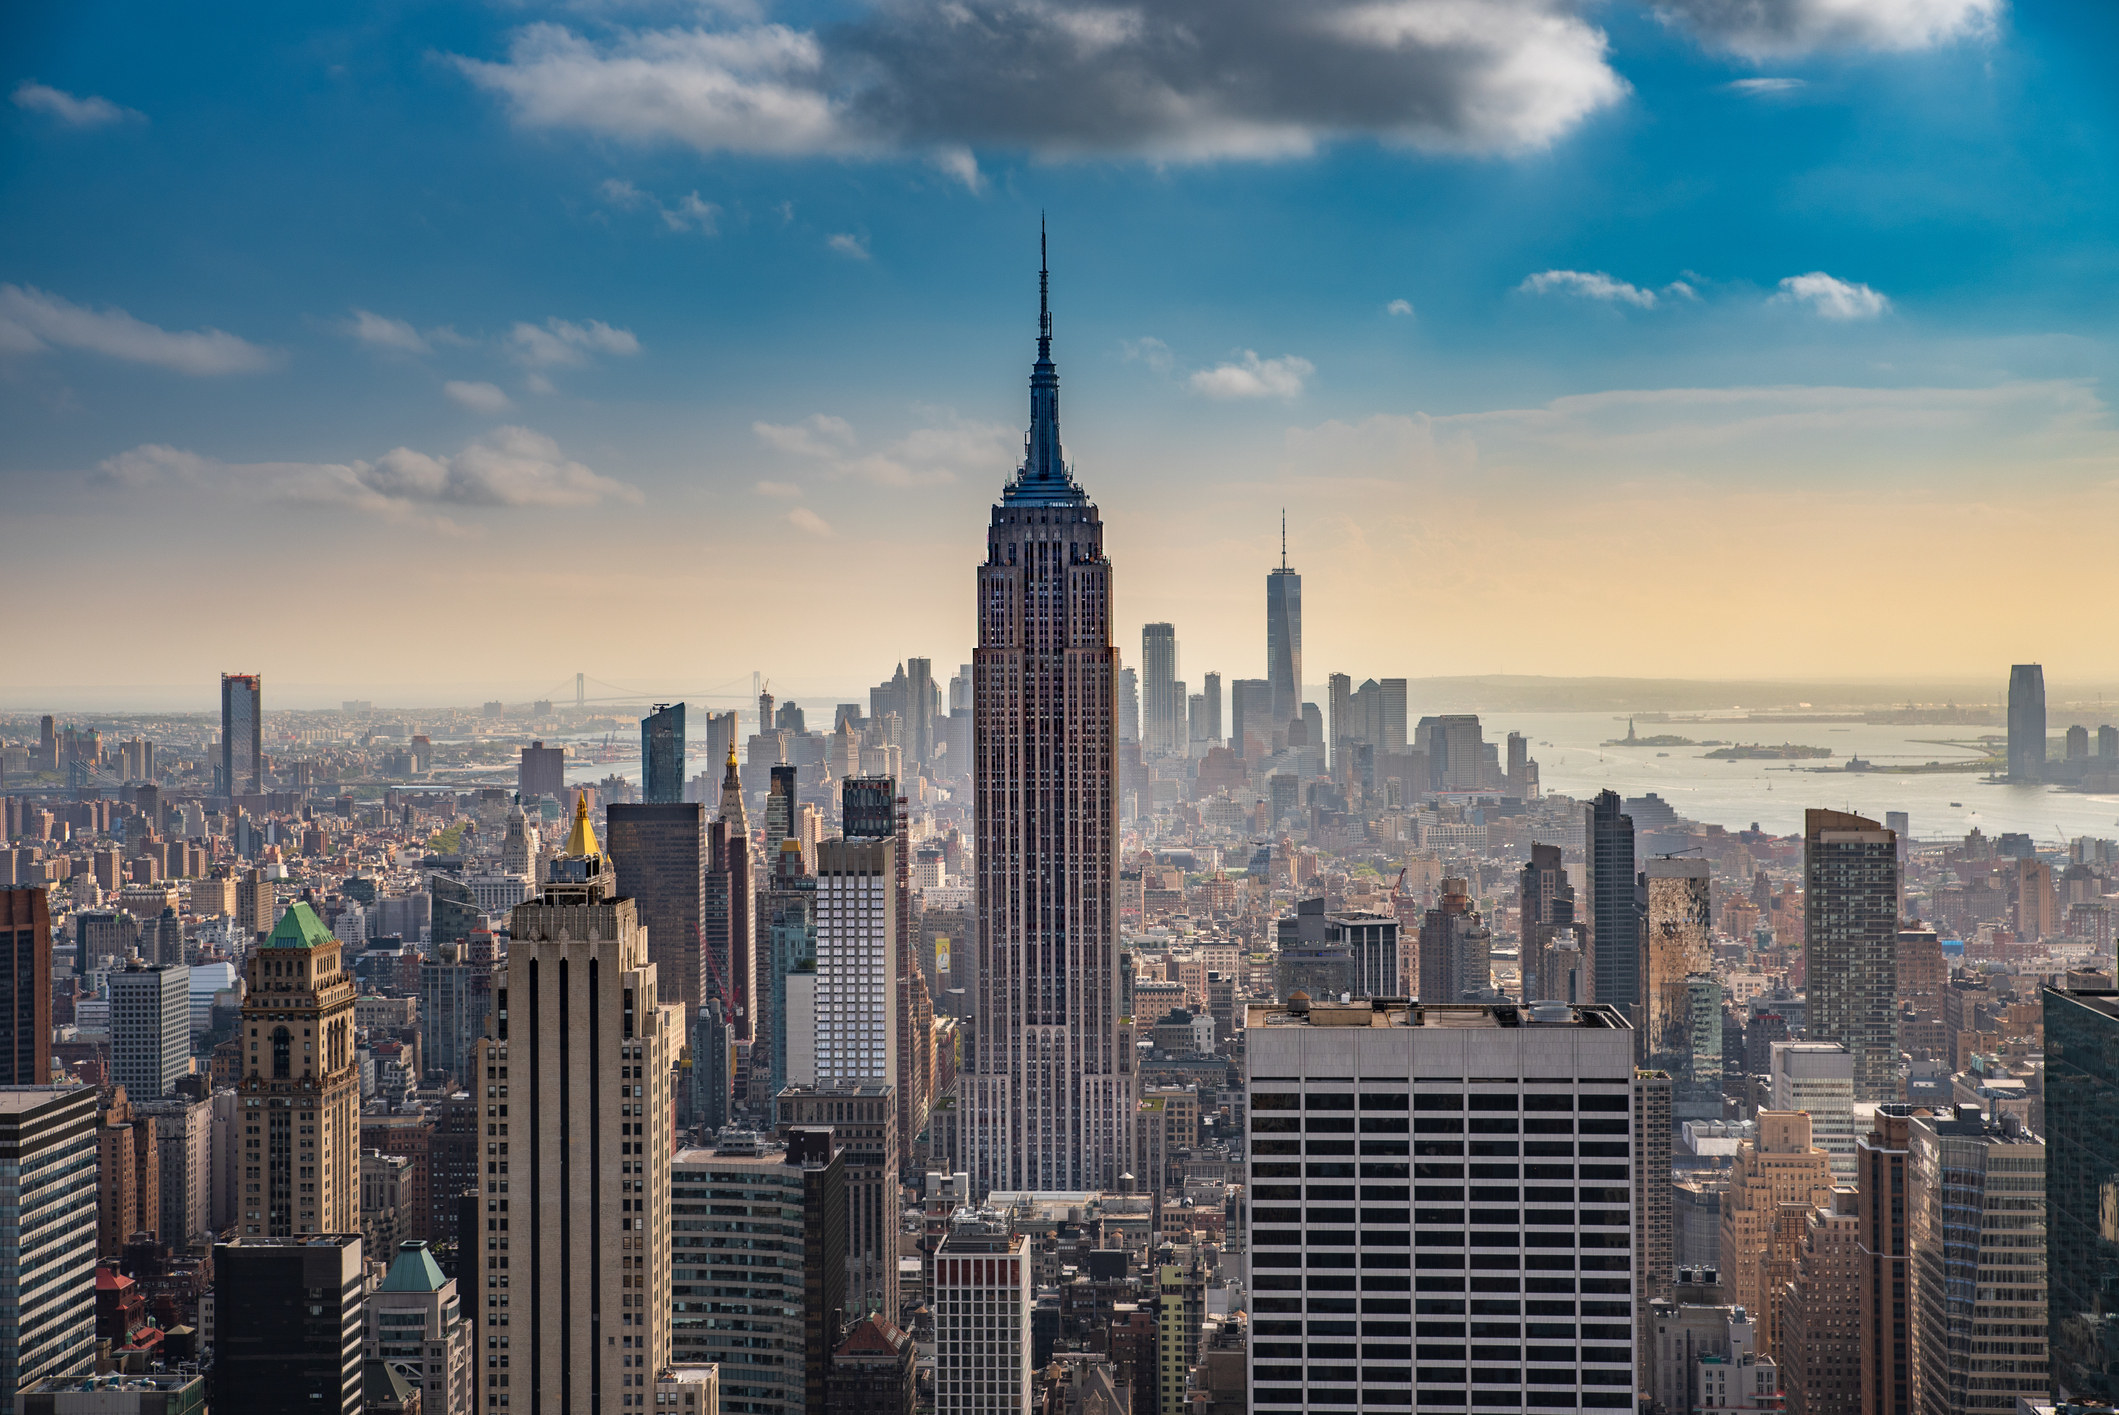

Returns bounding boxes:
[1245,998,1631,1030]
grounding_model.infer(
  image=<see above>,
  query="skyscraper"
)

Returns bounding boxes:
[760,839,818,1107]
[1642,857,1712,1085]
[1141,623,1180,756]
[1588,790,1640,1022]
[607,801,710,1009]
[2007,663,2047,782]
[486,796,679,1409]
[1,886,53,1085]
[0,1086,98,1406]
[1266,516,1301,733]
[1199,670,1222,746]
[213,1233,366,1415]
[220,672,262,796]
[520,740,566,803]
[813,839,897,1088]
[238,901,359,1236]
[935,1219,1033,1415]
[1230,678,1272,759]
[1803,809,1901,1103]
[1906,1107,2047,1415]
[109,960,191,1101]
[1519,843,1577,1004]
[843,776,930,1170]
[709,747,754,1040]
[1244,997,1639,1413]
[965,235,1133,1195]
[1856,1106,1917,1415]
[2042,987,2119,1402]
[907,658,937,770]
[642,702,686,804]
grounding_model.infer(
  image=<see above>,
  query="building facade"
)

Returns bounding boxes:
[212,1234,365,1415]
[2042,988,2119,1402]
[643,702,686,805]
[1,888,53,1085]
[481,797,679,1412]
[1244,997,1639,1412]
[935,1221,1031,1415]
[965,245,1134,1196]
[1803,811,1901,1103]
[1906,1107,2046,1415]
[109,961,191,1102]
[1588,792,1639,1025]
[0,1086,98,1410]
[237,901,359,1236]
[220,672,262,797]
[2007,664,2046,781]
[607,801,711,1010]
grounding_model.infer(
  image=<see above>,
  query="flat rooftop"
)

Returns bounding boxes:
[1245,999,1629,1030]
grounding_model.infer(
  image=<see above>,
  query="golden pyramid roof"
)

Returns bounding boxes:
[562,790,600,859]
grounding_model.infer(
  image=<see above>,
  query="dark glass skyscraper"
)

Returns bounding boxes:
[220,671,262,796]
[1266,519,1302,732]
[642,700,685,803]
[1804,808,1901,1102]
[607,800,710,1008]
[2009,663,2047,781]
[1588,789,1640,1023]
[2044,986,2119,1401]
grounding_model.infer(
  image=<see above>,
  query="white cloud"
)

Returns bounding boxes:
[11,81,142,128]
[753,413,856,457]
[1520,269,1662,308]
[97,426,640,530]
[601,177,720,233]
[445,380,513,413]
[1726,76,1806,94]
[0,284,276,375]
[1656,0,2000,60]
[753,479,803,498]
[1189,351,1314,400]
[827,232,870,260]
[753,410,1011,487]
[932,146,983,191]
[453,0,1627,165]
[342,309,431,354]
[506,316,642,368]
[1386,298,1415,317]
[1121,336,1174,374]
[787,506,834,537]
[1774,271,1891,319]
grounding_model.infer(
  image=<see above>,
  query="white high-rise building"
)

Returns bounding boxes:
[965,239,1134,1195]
[814,838,897,1087]
[1244,997,1638,1413]
[935,1218,1031,1415]
[1769,1041,1857,1179]
[110,961,191,1100]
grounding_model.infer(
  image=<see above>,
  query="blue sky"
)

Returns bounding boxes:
[4,0,2117,708]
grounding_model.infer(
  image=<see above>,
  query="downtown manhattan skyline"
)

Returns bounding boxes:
[6,0,2119,707]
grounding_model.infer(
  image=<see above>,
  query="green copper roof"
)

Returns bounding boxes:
[378,1240,448,1293]
[265,900,335,950]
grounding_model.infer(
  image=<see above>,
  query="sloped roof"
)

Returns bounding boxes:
[377,1240,448,1293]
[834,1315,909,1358]
[266,900,335,950]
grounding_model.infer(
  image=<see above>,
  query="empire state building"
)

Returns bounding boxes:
[963,235,1135,1194]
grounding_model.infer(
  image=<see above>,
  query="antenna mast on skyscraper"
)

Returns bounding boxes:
[1281,509,1287,570]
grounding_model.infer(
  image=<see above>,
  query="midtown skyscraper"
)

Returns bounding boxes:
[641,701,685,803]
[1588,789,1639,1024]
[964,236,1134,1195]
[1803,809,1901,1102]
[1266,518,1301,732]
[1141,622,1179,756]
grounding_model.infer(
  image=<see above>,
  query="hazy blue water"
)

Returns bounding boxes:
[1497,712,2119,843]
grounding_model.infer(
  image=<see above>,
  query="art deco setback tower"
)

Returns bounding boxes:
[966,234,1134,1195]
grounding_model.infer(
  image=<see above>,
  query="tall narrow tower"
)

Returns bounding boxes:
[965,229,1133,1194]
[1266,516,1301,733]
[237,901,359,1236]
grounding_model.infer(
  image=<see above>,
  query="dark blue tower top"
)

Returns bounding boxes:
[1004,218,1085,507]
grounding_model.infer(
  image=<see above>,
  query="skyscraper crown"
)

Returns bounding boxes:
[1004,218,1085,507]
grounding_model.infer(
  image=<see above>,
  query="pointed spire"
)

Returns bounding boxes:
[1006,216,1081,506]
[562,790,600,860]
[1281,509,1287,570]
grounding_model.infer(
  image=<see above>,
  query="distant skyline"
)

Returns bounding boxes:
[6,1,2118,694]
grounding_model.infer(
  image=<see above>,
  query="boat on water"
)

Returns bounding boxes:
[1950,802,1962,807]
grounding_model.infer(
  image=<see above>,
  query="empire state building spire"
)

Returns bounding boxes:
[1008,216,1081,506]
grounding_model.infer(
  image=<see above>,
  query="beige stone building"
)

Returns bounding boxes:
[476,796,680,1412]
[237,899,359,1236]
[1720,1110,1835,1357]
